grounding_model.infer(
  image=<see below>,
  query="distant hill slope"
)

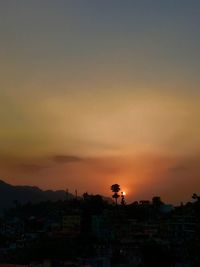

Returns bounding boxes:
[0,180,72,212]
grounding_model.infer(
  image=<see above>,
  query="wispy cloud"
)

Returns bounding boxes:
[167,153,200,174]
[51,155,83,163]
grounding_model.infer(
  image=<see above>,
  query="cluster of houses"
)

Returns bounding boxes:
[0,196,199,267]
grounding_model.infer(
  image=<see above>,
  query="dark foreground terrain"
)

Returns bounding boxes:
[0,184,200,267]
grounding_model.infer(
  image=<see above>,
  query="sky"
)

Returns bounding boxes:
[0,0,200,204]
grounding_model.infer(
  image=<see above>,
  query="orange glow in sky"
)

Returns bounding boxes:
[0,1,200,204]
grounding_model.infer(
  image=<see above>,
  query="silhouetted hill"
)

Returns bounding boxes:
[0,179,72,212]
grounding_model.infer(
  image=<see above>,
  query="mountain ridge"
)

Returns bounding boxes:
[0,179,71,213]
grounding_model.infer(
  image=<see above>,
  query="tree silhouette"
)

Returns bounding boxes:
[192,193,200,202]
[152,196,163,207]
[111,184,120,206]
[121,192,126,206]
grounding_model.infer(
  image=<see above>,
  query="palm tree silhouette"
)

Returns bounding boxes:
[111,184,121,206]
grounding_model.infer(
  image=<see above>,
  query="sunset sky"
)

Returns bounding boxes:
[0,1,200,204]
